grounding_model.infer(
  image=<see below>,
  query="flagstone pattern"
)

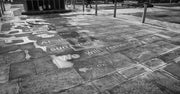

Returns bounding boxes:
[0,11,180,94]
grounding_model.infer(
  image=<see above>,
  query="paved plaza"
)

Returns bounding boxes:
[0,3,180,94]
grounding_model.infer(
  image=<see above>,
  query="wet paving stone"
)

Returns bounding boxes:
[28,34,43,41]
[78,48,109,60]
[174,48,180,55]
[0,45,19,54]
[98,34,126,43]
[105,43,130,53]
[153,41,177,50]
[20,68,84,94]
[143,58,166,70]
[158,50,179,63]
[30,25,49,34]
[4,51,26,64]
[144,41,177,55]
[92,72,125,92]
[108,78,164,94]
[0,55,6,66]
[32,56,58,74]
[164,63,180,79]
[20,42,35,50]
[68,33,92,43]
[68,38,92,49]
[8,30,20,34]
[0,65,9,83]
[145,70,180,93]
[109,72,127,83]
[2,11,180,94]
[69,39,105,51]
[0,82,19,94]
[123,38,143,48]
[1,23,13,31]
[122,46,157,63]
[119,66,147,79]
[37,38,68,46]
[143,44,166,55]
[46,44,74,55]
[14,26,31,32]
[6,39,24,45]
[136,34,164,44]
[168,37,180,45]
[105,38,143,53]
[14,33,32,37]
[0,34,12,38]
[9,61,36,81]
[158,31,180,37]
[58,31,80,39]
[131,29,153,38]
[28,48,47,59]
[34,33,58,39]
[57,83,98,94]
[74,56,115,81]
[105,52,135,69]
[174,56,180,63]
[98,91,111,94]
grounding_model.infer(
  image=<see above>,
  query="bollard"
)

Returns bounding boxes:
[2,0,5,11]
[0,0,4,15]
[73,0,75,9]
[95,0,97,16]
[82,0,84,12]
[3,2,6,11]
[0,8,2,17]
[149,0,151,3]
[142,2,147,23]
[114,0,117,18]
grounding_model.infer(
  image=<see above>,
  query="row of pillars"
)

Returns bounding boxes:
[78,0,147,23]
[25,0,65,11]
[0,0,6,17]
[79,0,116,16]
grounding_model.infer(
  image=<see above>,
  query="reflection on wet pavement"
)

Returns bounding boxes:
[1,6,180,94]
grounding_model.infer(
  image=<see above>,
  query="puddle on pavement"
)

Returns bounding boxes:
[154,15,169,17]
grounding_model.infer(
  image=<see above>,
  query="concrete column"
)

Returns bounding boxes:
[0,0,4,15]
[142,3,147,23]
[114,0,117,17]
[0,8,2,17]
[95,0,97,16]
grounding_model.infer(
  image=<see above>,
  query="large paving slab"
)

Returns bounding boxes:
[92,72,126,92]
[56,83,99,94]
[122,46,157,63]
[0,82,19,94]
[144,70,180,93]
[32,56,58,74]
[163,63,180,80]
[19,68,84,94]
[74,56,116,81]
[108,77,164,94]
[3,51,26,65]
[104,52,135,70]
[9,61,36,81]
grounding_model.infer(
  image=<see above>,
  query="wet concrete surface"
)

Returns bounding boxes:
[0,4,180,94]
